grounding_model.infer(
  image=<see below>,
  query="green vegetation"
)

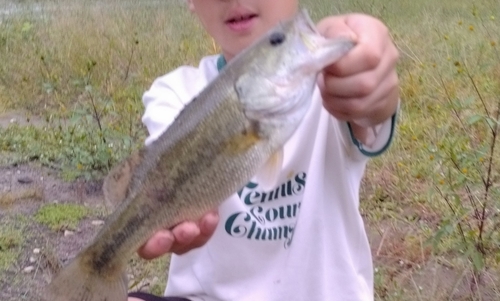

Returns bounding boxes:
[34,203,90,231]
[0,0,218,179]
[128,254,171,296]
[0,222,24,272]
[349,0,500,298]
[0,0,499,299]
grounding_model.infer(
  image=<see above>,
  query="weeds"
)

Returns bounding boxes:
[0,0,219,179]
[427,5,500,293]
[0,222,24,272]
[0,121,135,180]
[353,0,500,298]
[1,0,500,299]
[34,203,90,231]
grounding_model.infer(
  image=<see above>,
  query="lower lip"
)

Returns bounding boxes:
[226,17,256,32]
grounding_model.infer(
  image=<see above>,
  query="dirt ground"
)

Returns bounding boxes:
[0,110,161,300]
[0,163,106,300]
[0,111,498,300]
[2,165,498,301]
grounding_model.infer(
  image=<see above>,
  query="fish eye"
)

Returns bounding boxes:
[269,32,286,46]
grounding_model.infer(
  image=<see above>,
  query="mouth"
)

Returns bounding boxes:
[225,13,258,32]
[226,13,258,24]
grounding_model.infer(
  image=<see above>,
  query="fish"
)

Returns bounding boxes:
[42,9,355,301]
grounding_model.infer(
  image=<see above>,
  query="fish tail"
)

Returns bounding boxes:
[42,255,128,301]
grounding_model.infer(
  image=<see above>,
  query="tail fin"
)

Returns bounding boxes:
[42,256,128,301]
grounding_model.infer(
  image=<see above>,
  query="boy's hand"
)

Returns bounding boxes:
[137,210,219,259]
[316,14,399,142]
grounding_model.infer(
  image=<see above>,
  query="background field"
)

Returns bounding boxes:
[0,0,499,300]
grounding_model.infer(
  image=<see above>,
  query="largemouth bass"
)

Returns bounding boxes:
[43,10,355,301]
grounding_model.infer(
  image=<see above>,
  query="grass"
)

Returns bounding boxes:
[0,220,25,273]
[34,203,90,231]
[0,0,218,179]
[0,0,499,299]
[353,0,500,298]
[127,254,171,295]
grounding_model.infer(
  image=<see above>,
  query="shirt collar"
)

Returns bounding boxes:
[217,55,227,72]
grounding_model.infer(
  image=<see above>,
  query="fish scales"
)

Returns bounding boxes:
[43,10,355,301]
[85,93,258,273]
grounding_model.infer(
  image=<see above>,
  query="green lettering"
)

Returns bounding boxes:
[246,220,257,239]
[225,211,252,237]
[238,181,258,198]
[244,191,261,205]
[293,172,306,195]
[265,208,278,222]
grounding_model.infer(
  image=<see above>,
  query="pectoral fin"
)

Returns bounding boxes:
[255,148,284,191]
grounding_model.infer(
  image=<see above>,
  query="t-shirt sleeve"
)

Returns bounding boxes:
[142,76,186,146]
[337,100,399,159]
[141,66,210,146]
[346,107,398,157]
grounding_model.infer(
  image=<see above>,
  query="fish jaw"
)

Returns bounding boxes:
[233,10,355,144]
[234,9,355,116]
[260,35,354,120]
[293,10,356,76]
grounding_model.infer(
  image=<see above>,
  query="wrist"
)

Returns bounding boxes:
[347,100,400,156]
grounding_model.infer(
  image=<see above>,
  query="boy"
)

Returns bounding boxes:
[129,0,400,300]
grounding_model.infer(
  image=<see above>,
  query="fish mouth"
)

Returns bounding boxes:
[294,10,356,74]
[296,9,320,35]
[296,10,326,53]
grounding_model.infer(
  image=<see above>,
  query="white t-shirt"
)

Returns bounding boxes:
[142,55,395,301]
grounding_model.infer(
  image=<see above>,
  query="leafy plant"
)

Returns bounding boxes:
[429,6,500,291]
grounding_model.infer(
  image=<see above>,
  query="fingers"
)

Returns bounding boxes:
[170,211,219,255]
[137,229,175,260]
[320,63,399,125]
[137,210,219,259]
[323,75,399,124]
[321,40,398,99]
[323,15,392,77]
[317,13,400,126]
[316,15,358,43]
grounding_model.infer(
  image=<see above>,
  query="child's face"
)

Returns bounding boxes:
[187,0,299,61]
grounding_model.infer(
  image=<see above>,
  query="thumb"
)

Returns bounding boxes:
[316,16,358,77]
[316,15,358,42]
